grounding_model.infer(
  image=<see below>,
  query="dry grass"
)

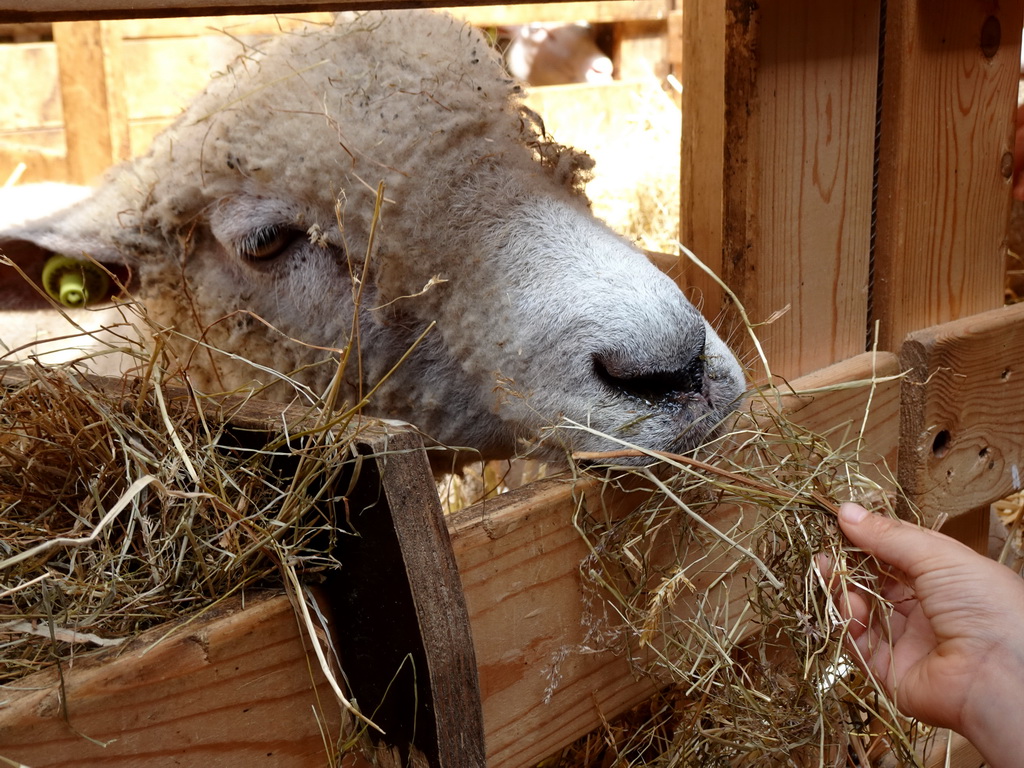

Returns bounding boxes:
[538,388,930,767]
[0,352,356,677]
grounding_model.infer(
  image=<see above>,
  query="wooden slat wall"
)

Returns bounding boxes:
[0,4,673,183]
[681,0,881,384]
[899,301,1024,527]
[873,0,1024,350]
[678,0,725,313]
[0,592,346,767]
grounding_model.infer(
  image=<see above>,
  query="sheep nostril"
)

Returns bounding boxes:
[593,347,706,404]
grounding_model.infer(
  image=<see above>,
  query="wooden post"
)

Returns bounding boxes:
[612,17,670,81]
[52,20,129,184]
[873,0,1024,350]
[679,0,726,314]
[898,302,1024,530]
[681,0,880,383]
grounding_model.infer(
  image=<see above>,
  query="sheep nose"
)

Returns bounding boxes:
[593,342,707,405]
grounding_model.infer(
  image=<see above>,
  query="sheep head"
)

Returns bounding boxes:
[0,11,744,464]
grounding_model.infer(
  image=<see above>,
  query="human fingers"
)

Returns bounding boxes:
[817,553,908,645]
[836,503,973,579]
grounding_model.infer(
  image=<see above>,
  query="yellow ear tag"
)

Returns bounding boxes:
[41,255,110,308]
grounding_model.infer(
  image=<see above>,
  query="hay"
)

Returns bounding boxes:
[1,265,933,766]
[560,396,929,767]
[0,354,359,678]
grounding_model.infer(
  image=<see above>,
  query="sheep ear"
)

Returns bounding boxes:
[0,183,135,310]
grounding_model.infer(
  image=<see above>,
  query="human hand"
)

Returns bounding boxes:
[825,503,1024,768]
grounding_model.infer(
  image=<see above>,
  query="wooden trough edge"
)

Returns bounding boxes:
[0,365,484,767]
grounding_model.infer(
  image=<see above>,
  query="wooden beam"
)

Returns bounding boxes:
[0,592,346,767]
[111,4,670,41]
[0,1,669,24]
[873,0,1024,350]
[611,17,669,80]
[52,20,130,184]
[332,428,486,768]
[0,142,68,184]
[679,0,725,312]
[448,2,669,25]
[898,301,1024,527]
[681,0,880,382]
[878,729,985,768]
[0,40,62,132]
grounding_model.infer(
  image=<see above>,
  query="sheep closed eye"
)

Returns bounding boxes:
[238,225,298,261]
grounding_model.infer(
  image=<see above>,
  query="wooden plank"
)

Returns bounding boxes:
[898,301,1024,527]
[873,0,1024,350]
[0,21,50,39]
[333,428,486,768]
[681,0,880,382]
[129,118,173,155]
[937,505,991,555]
[112,12,332,38]
[450,477,666,768]
[775,350,901,482]
[121,36,236,121]
[449,2,669,25]
[666,8,680,74]
[678,0,724,311]
[0,40,66,181]
[611,17,668,80]
[453,478,763,768]
[521,79,663,145]
[112,4,669,34]
[0,592,346,767]
[878,729,985,768]
[0,1,670,24]
[52,20,129,184]
[934,733,986,768]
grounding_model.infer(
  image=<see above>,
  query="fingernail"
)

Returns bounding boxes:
[839,503,868,524]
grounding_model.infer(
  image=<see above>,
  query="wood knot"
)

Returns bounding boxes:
[980,15,1001,59]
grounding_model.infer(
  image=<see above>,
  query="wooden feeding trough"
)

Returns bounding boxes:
[2,1,1024,766]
